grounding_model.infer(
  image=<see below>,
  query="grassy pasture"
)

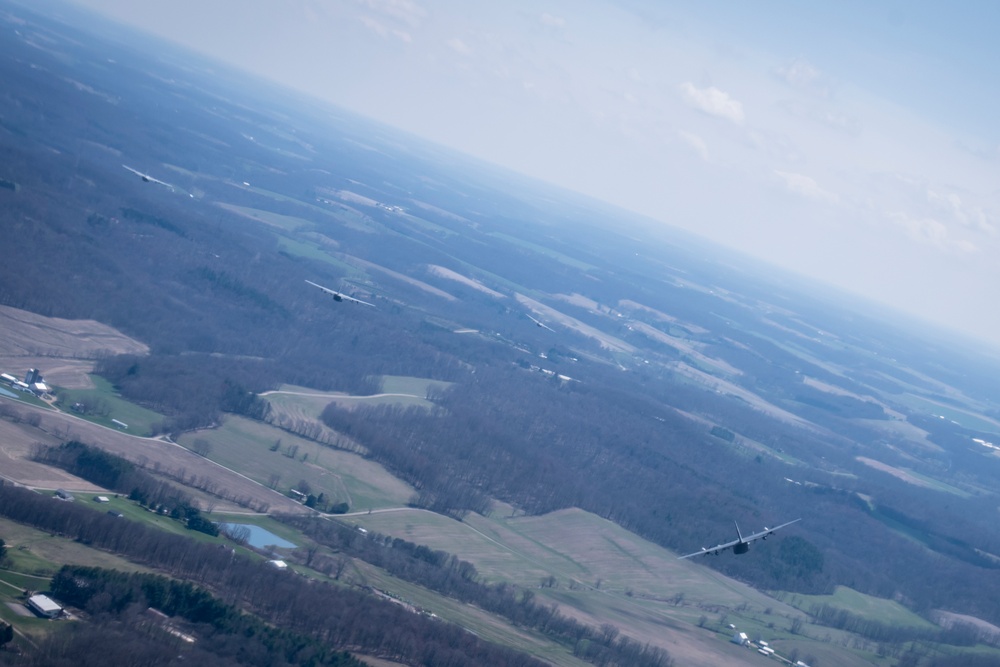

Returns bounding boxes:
[378,375,453,397]
[349,560,592,667]
[56,375,165,436]
[782,586,938,631]
[487,232,596,271]
[349,506,796,615]
[397,213,456,238]
[277,235,339,263]
[895,393,1000,435]
[0,516,149,580]
[177,415,414,511]
[216,202,315,231]
[344,506,923,666]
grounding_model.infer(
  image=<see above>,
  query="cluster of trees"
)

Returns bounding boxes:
[318,365,1000,624]
[47,566,361,667]
[32,441,217,535]
[0,621,12,649]
[808,603,994,648]
[0,482,548,667]
[282,515,673,667]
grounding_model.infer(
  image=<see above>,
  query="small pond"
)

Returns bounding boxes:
[217,522,297,549]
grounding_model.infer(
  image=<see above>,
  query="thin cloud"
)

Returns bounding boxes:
[678,82,744,124]
[886,211,978,253]
[774,170,837,203]
[677,130,709,161]
[540,13,566,29]
[358,15,412,42]
[926,189,996,236]
[447,37,472,56]
[356,0,426,28]
[776,59,821,87]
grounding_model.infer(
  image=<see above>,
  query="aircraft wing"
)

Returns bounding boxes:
[528,315,556,332]
[305,280,375,307]
[677,518,800,559]
[738,518,801,544]
[122,164,175,189]
[678,537,742,559]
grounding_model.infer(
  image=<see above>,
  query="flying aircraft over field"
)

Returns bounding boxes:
[122,164,175,190]
[527,314,556,332]
[678,518,800,559]
[305,279,375,307]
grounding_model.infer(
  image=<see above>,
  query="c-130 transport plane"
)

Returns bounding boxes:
[122,164,175,189]
[678,518,801,559]
[305,280,375,307]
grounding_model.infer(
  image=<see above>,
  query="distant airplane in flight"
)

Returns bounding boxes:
[527,314,555,332]
[678,518,800,559]
[122,164,174,190]
[305,280,375,307]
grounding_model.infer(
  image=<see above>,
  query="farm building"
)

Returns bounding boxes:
[730,631,748,646]
[27,594,62,618]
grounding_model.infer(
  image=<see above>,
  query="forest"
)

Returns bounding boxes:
[0,482,555,667]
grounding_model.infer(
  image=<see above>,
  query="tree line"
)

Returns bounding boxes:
[281,515,672,667]
[32,441,218,536]
[0,481,548,667]
[317,364,1000,626]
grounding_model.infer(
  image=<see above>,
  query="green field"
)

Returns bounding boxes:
[487,232,596,271]
[895,393,1000,435]
[342,506,897,667]
[55,375,165,437]
[781,586,938,630]
[347,507,778,607]
[176,415,415,512]
[378,375,454,397]
[217,202,316,231]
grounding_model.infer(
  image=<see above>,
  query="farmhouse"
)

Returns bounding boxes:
[730,631,748,646]
[27,594,62,618]
[54,489,74,501]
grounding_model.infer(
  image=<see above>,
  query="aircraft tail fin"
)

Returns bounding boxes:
[734,521,744,543]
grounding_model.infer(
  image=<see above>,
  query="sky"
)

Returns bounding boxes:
[66,0,1000,347]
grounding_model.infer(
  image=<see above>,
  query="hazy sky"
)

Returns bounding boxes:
[67,0,1000,346]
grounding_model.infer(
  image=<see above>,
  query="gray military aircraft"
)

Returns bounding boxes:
[678,518,800,559]
[305,280,375,307]
[122,164,175,190]
[527,314,556,332]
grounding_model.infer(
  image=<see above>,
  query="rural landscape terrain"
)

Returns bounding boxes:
[2,2,1000,666]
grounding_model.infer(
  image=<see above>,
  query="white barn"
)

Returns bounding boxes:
[27,594,62,618]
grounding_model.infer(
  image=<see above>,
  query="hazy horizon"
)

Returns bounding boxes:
[53,0,1000,349]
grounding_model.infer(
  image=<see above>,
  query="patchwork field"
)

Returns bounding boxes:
[781,586,938,631]
[342,506,882,667]
[0,304,149,394]
[177,414,415,512]
[0,400,306,515]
